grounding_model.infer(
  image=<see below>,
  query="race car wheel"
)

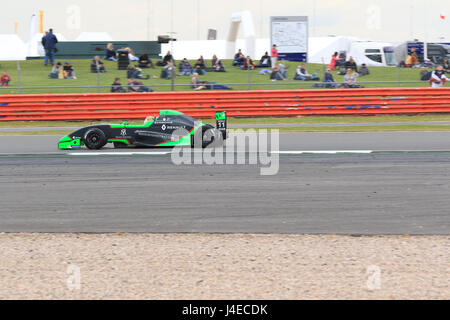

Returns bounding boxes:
[201,127,221,148]
[190,126,222,148]
[84,128,107,150]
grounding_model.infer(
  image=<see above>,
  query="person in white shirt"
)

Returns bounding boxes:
[429,65,450,87]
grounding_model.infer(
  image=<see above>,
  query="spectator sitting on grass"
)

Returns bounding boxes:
[179,58,193,75]
[127,64,150,80]
[124,47,139,61]
[160,61,175,79]
[270,66,285,81]
[105,43,117,61]
[358,63,369,76]
[190,72,232,90]
[193,56,206,75]
[343,68,362,88]
[90,56,106,73]
[323,68,339,88]
[1,71,11,86]
[344,56,358,72]
[232,49,244,66]
[127,78,153,92]
[212,55,225,72]
[243,56,256,70]
[163,51,174,66]
[48,62,63,79]
[328,52,343,71]
[429,65,450,87]
[191,72,207,90]
[63,62,77,79]
[111,78,127,93]
[138,54,154,69]
[443,58,450,73]
[420,67,432,81]
[278,63,289,79]
[257,52,271,68]
[293,64,319,81]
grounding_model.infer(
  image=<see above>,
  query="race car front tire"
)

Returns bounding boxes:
[84,128,107,150]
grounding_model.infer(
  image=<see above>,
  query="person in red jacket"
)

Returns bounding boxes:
[328,52,342,71]
[271,44,278,68]
[1,71,11,86]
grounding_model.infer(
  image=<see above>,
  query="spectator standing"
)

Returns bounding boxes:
[1,71,11,86]
[429,65,450,87]
[105,43,117,61]
[42,28,58,66]
[271,44,279,68]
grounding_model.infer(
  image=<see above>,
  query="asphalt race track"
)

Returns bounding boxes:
[0,132,449,234]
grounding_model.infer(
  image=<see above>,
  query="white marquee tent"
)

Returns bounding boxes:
[0,35,27,60]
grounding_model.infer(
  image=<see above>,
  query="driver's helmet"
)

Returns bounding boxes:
[144,116,154,125]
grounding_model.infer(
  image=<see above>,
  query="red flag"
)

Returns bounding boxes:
[440,12,446,20]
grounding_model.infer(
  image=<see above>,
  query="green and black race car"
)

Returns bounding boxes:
[58,110,227,150]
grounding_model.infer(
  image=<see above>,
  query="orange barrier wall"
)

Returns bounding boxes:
[1,87,450,121]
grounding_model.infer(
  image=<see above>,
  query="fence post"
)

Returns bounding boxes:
[397,66,401,87]
[97,70,101,93]
[16,61,22,94]
[247,58,251,90]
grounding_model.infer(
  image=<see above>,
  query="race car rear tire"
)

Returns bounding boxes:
[84,128,107,150]
[190,125,222,148]
[201,127,222,148]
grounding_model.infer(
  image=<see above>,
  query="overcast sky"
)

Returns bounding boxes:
[1,0,449,42]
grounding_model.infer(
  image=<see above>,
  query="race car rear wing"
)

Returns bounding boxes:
[215,111,227,139]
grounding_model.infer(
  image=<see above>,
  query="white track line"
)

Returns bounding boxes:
[67,150,375,156]
[68,152,172,156]
[273,150,374,154]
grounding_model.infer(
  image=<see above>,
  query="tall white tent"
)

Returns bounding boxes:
[0,35,27,60]
[225,11,256,59]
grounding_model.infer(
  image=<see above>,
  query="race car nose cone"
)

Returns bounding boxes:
[58,135,81,150]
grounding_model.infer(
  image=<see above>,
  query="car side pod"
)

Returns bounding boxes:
[58,135,82,150]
